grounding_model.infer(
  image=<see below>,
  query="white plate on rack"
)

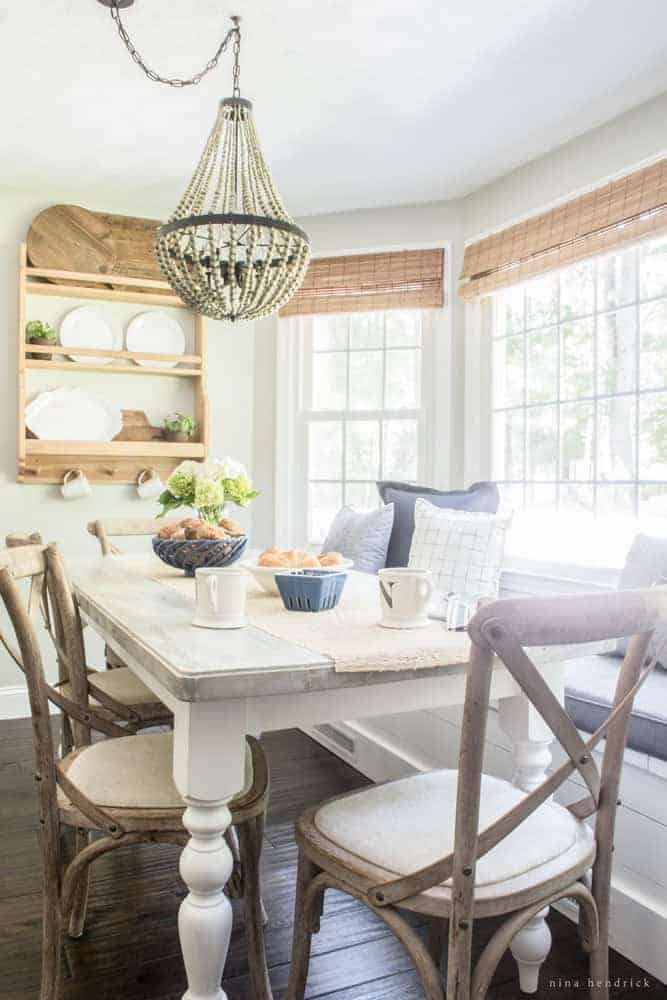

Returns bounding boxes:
[126,312,186,368]
[59,306,121,363]
[25,387,123,441]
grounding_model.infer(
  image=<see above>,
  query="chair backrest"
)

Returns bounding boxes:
[87,517,181,555]
[367,588,667,955]
[0,541,129,744]
[0,543,62,861]
[0,543,136,853]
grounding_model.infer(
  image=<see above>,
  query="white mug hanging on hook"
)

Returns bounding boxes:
[137,468,164,501]
[61,469,91,501]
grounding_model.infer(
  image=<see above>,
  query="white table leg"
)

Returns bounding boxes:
[172,700,248,1000]
[498,665,564,995]
[509,907,552,994]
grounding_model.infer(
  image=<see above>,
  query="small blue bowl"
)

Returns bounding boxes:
[152,535,248,577]
[275,569,347,612]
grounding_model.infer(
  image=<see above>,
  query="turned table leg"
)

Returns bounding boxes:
[498,667,564,994]
[510,907,552,994]
[173,701,249,1000]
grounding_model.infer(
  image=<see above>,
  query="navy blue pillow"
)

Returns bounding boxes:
[376,480,500,568]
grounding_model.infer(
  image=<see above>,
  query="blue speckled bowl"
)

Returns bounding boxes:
[152,535,248,577]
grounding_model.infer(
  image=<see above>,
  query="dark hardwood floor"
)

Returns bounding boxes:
[0,719,664,999]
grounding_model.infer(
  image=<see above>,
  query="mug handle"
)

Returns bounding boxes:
[64,468,81,485]
[138,467,156,486]
[206,575,218,612]
[418,577,433,605]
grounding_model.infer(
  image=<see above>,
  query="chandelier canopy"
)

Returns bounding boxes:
[101,3,310,322]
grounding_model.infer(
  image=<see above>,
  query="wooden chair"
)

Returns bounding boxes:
[287,588,667,1000]
[87,517,182,557]
[4,532,173,745]
[0,542,273,1000]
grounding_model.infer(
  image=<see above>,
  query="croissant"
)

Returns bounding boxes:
[219,517,244,537]
[319,551,344,566]
[258,552,290,568]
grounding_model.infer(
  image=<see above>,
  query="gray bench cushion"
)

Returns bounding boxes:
[565,653,667,761]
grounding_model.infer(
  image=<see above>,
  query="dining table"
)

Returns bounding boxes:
[71,554,604,1000]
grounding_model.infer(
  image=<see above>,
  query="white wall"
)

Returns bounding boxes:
[0,188,255,689]
[461,89,667,241]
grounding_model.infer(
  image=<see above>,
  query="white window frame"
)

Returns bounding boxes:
[465,238,667,583]
[278,310,436,545]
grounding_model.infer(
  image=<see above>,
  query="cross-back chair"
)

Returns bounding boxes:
[4,532,173,745]
[0,542,273,1000]
[87,517,182,557]
[287,587,667,1000]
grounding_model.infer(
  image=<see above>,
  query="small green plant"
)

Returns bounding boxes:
[163,412,197,436]
[26,320,57,343]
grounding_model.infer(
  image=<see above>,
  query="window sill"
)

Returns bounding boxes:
[501,557,619,596]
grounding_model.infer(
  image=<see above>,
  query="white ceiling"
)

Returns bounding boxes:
[4,0,667,220]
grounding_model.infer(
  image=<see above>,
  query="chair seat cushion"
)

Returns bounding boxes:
[63,734,184,810]
[314,769,591,889]
[61,734,254,812]
[566,653,667,761]
[72,667,166,707]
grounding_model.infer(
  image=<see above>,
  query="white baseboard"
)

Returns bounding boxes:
[0,684,32,720]
[0,684,57,720]
[306,720,667,984]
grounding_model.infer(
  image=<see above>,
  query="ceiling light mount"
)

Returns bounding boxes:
[99,4,310,322]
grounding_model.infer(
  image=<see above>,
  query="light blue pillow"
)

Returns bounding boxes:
[322,504,394,574]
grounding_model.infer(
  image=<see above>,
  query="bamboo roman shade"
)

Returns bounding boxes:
[280,248,444,317]
[459,158,667,300]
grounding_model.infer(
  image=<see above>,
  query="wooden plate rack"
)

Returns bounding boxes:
[17,244,210,485]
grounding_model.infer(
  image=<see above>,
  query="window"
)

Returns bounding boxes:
[491,235,667,569]
[297,310,432,543]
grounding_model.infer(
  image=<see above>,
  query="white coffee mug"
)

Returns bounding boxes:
[193,566,247,629]
[137,468,164,500]
[61,468,91,501]
[378,568,434,629]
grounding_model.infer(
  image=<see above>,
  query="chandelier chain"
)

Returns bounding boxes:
[108,1,240,88]
[232,24,241,98]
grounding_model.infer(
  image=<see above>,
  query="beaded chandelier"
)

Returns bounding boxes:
[100,3,310,321]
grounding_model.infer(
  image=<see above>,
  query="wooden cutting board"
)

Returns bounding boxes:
[115,410,164,442]
[27,205,116,279]
[27,204,163,289]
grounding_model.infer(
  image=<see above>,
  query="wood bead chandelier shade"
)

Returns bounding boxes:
[99,2,310,322]
[156,97,311,322]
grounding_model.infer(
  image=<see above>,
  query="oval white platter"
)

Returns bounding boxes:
[126,312,186,368]
[25,387,123,441]
[59,306,121,363]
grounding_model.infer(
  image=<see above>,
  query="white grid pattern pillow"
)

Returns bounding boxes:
[408,499,510,598]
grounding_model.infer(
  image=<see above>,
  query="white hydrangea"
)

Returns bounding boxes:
[217,456,249,480]
[171,457,250,483]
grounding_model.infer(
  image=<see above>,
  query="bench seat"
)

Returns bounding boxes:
[565,653,667,761]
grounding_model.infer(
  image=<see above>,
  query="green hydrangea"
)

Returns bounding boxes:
[222,475,259,506]
[166,469,195,501]
[194,477,225,512]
